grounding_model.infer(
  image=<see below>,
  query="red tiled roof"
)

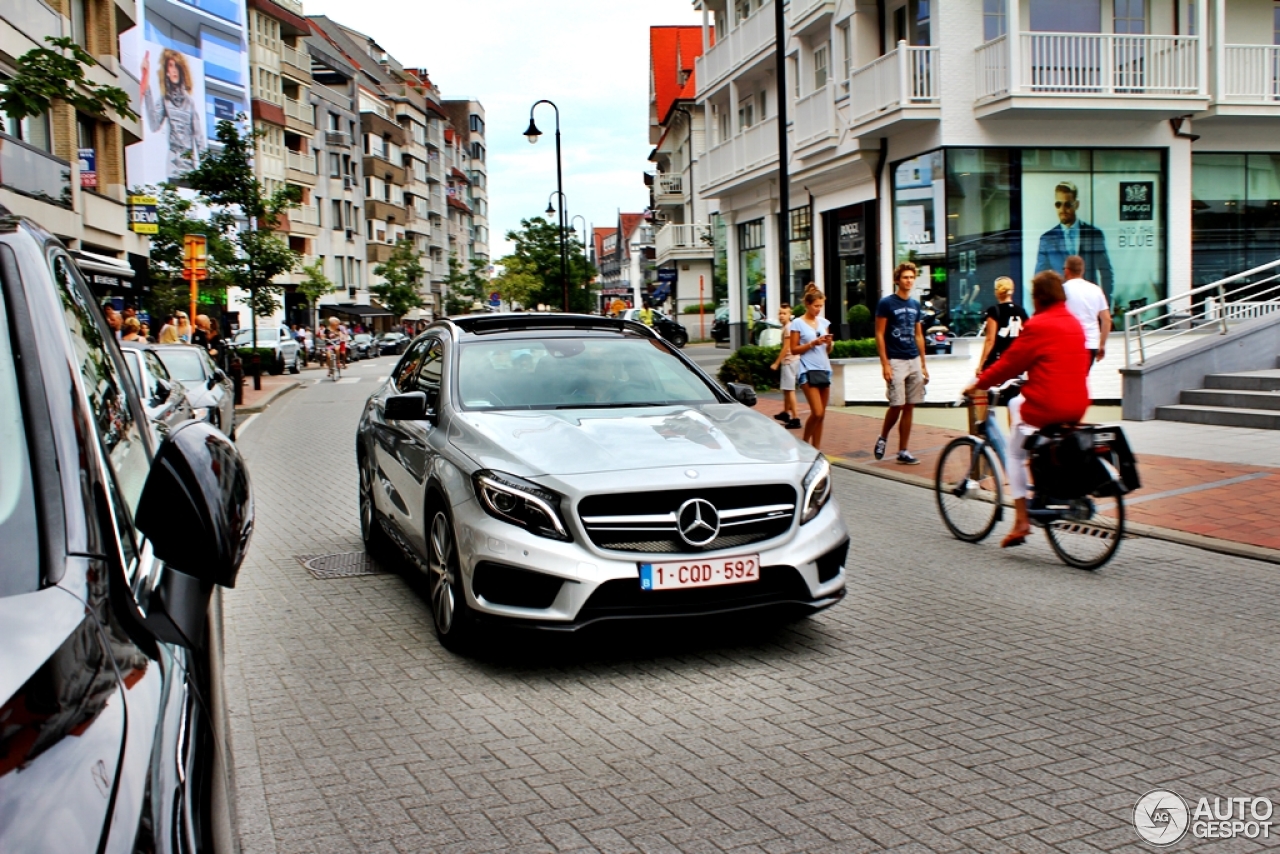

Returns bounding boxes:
[619,213,646,241]
[651,25,711,126]
[593,227,617,258]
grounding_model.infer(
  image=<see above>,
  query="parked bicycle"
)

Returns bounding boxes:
[326,341,342,381]
[934,390,1139,570]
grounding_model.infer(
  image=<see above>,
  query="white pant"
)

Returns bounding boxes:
[1005,395,1037,500]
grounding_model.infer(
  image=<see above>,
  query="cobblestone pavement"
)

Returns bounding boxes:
[225,359,1280,853]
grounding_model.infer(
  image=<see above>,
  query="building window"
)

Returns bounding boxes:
[70,0,89,48]
[738,95,754,130]
[77,114,97,193]
[332,200,343,230]
[469,114,484,134]
[984,0,1008,41]
[1192,153,1280,293]
[738,219,766,311]
[1030,0,1101,33]
[789,207,813,305]
[840,23,853,79]
[329,152,341,177]
[1113,0,1146,34]
[735,0,753,25]
[814,45,829,90]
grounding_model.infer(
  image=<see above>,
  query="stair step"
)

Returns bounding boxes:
[1204,369,1280,392]
[1155,404,1280,430]
[1180,388,1280,411]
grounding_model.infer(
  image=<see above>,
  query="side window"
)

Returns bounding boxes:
[414,339,443,395]
[51,253,150,512]
[391,338,431,392]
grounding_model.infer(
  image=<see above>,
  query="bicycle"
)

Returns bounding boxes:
[934,390,1135,570]
[326,343,342,381]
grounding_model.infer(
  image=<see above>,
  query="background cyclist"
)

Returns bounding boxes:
[323,317,348,377]
[963,270,1089,548]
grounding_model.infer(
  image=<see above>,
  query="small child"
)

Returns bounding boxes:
[769,305,802,429]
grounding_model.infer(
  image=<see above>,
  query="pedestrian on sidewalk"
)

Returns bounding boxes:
[791,285,834,449]
[1062,254,1111,371]
[977,276,1028,373]
[874,262,929,465]
[965,270,1089,548]
[770,304,802,429]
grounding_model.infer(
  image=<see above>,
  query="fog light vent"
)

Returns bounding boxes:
[473,562,563,609]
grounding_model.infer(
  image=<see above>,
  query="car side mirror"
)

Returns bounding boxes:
[384,391,436,422]
[153,378,172,405]
[208,368,226,390]
[726,382,757,407]
[135,420,254,588]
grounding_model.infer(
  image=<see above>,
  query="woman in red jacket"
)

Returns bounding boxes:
[965,270,1089,547]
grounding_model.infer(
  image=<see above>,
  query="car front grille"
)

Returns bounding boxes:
[578,484,796,554]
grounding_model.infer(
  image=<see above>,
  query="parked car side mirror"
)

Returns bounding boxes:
[208,368,227,390]
[384,391,436,422]
[726,382,757,407]
[135,420,254,589]
[153,377,173,406]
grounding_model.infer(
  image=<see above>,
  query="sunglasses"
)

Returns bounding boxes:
[1054,201,1077,209]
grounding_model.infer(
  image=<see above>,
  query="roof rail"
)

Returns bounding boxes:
[449,312,657,338]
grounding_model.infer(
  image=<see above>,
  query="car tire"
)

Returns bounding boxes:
[269,354,285,375]
[670,328,688,348]
[358,456,398,569]
[426,503,475,652]
[289,352,301,374]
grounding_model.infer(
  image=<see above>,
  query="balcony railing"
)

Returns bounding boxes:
[286,150,316,174]
[793,85,836,148]
[1221,45,1280,102]
[284,95,312,125]
[849,44,939,127]
[655,223,713,260]
[274,0,304,15]
[696,0,774,92]
[279,43,309,74]
[701,115,777,193]
[790,0,834,27]
[977,33,1201,101]
[0,133,72,209]
[294,203,319,226]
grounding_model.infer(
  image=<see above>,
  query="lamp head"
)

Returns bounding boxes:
[545,203,556,218]
[524,118,542,143]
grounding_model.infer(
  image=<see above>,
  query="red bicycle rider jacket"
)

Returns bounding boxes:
[975,301,1089,429]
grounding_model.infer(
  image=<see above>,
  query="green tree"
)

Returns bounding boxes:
[183,118,299,325]
[135,183,237,322]
[498,217,595,312]
[295,259,336,328]
[442,255,490,316]
[1,37,136,124]
[371,240,426,318]
[492,258,541,310]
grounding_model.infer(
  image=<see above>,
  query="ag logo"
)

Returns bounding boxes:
[1134,789,1190,846]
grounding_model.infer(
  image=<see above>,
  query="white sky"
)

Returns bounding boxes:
[301,0,705,261]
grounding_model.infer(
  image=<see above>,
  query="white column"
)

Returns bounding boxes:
[725,211,741,326]
[1167,137,1193,308]
[1211,0,1224,103]
[702,4,711,53]
[1008,0,1022,94]
[811,205,825,300]
[1198,0,1210,98]
[764,198,782,321]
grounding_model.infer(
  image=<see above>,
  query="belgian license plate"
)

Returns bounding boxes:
[639,555,760,591]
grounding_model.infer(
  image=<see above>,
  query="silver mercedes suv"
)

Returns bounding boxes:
[356,314,848,651]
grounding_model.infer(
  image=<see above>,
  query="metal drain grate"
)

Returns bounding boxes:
[297,552,384,579]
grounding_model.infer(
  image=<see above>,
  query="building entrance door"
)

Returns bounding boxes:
[824,203,878,338]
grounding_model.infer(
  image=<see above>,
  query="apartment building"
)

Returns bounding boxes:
[695,0,1280,339]
[245,0,318,325]
[445,98,490,269]
[595,226,624,304]
[2,0,148,297]
[648,25,715,313]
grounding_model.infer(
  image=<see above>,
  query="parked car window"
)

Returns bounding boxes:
[156,348,209,384]
[51,252,150,513]
[413,338,443,396]
[232,328,282,347]
[0,285,40,597]
[123,349,167,407]
[457,337,719,410]
[392,338,431,392]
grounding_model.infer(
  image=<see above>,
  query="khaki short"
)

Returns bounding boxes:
[779,359,798,391]
[887,357,925,407]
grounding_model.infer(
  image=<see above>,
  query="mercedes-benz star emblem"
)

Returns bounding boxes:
[676,498,721,547]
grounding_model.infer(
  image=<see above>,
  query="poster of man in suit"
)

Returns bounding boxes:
[1034,180,1114,300]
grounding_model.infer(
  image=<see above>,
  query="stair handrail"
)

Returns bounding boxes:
[1124,257,1280,368]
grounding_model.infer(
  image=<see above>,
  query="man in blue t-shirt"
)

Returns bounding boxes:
[873,262,929,464]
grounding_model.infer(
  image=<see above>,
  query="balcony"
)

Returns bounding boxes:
[848,44,940,137]
[284,95,313,133]
[696,0,774,94]
[790,0,834,35]
[363,153,406,186]
[655,223,713,265]
[975,32,1207,118]
[793,85,837,154]
[1204,45,1280,118]
[324,131,351,148]
[279,43,310,80]
[366,198,406,223]
[654,173,685,208]
[284,203,319,236]
[366,241,396,264]
[1,134,73,210]
[285,150,316,177]
[700,115,777,197]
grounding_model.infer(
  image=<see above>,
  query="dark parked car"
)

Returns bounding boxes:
[155,343,237,439]
[0,210,255,853]
[378,331,409,355]
[620,308,689,348]
[352,332,376,360]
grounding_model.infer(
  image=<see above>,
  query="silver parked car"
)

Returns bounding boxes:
[120,340,195,445]
[155,343,237,439]
[356,314,848,652]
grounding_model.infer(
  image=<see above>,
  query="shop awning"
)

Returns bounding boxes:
[72,250,135,291]
[321,302,394,319]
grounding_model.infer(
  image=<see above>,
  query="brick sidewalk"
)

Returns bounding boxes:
[234,368,315,414]
[763,396,1280,558]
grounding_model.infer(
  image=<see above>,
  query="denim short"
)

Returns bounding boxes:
[799,369,831,388]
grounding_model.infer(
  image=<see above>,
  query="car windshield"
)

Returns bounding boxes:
[156,348,207,383]
[0,288,39,596]
[354,334,372,344]
[233,328,280,344]
[457,336,720,411]
[381,333,401,340]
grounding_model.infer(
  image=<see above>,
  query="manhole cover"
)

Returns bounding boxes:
[296,552,384,579]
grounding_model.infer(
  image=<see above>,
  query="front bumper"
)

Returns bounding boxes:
[450,496,849,631]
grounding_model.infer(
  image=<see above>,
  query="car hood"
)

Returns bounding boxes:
[448,404,814,477]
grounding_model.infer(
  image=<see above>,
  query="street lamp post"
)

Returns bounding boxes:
[525,100,569,313]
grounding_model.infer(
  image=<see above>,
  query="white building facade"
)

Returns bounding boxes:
[696,0,1280,337]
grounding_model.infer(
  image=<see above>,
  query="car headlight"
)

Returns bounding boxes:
[800,456,832,524]
[472,470,572,541]
[191,407,210,422]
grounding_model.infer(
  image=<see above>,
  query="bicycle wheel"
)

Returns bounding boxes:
[1044,492,1125,570]
[935,436,1003,543]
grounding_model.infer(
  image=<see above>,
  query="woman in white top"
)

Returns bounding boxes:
[790,285,834,450]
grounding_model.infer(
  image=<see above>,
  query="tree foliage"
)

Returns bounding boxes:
[371,240,426,318]
[134,184,237,321]
[1,37,137,123]
[442,255,490,316]
[183,118,299,318]
[492,260,541,311]
[497,217,595,312]
[296,260,336,308]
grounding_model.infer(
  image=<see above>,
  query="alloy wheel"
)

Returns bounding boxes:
[427,510,457,635]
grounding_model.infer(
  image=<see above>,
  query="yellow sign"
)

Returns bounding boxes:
[128,195,158,234]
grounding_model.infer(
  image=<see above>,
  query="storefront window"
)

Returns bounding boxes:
[711,214,728,305]
[946,148,1015,335]
[788,207,813,305]
[738,219,766,311]
[1192,153,1280,292]
[892,150,946,300]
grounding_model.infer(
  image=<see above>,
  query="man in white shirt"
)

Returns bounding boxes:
[1062,254,1111,371]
